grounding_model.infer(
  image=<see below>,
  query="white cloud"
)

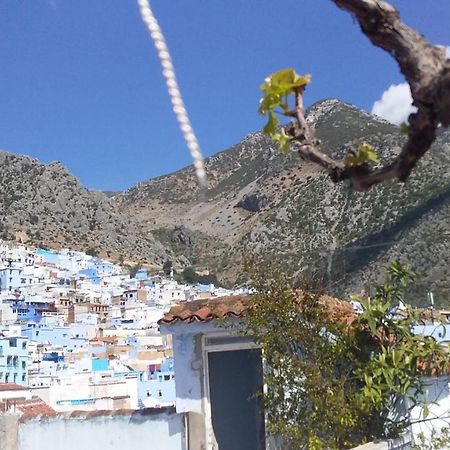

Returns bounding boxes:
[372,46,448,125]
[371,83,416,125]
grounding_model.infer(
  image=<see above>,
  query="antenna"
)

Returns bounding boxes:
[427,291,435,309]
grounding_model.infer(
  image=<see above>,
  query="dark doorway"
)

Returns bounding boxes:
[208,348,265,450]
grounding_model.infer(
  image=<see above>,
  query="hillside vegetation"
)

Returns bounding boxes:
[116,99,450,304]
[2,99,449,304]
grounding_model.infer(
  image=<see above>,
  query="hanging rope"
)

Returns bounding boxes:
[137,0,207,187]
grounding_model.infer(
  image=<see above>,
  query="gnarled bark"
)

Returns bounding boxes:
[292,0,450,191]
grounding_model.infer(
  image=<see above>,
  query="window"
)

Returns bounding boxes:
[9,338,17,347]
[22,361,26,369]
[158,390,162,397]
[0,346,2,356]
[22,342,26,350]
[164,375,170,381]
[22,374,26,382]
[7,356,12,366]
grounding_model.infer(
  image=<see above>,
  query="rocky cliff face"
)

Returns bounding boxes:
[0,151,168,265]
[2,99,450,304]
[116,99,450,304]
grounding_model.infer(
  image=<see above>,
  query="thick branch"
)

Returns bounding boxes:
[287,0,450,191]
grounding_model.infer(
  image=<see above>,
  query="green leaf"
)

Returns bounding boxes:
[422,403,429,419]
[272,129,292,155]
[344,141,379,167]
[260,68,311,96]
[263,111,278,135]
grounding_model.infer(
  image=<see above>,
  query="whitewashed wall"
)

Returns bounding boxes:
[409,376,450,444]
[17,409,186,450]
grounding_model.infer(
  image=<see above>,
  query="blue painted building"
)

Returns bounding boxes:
[4,299,55,323]
[35,248,60,265]
[0,267,34,292]
[0,335,28,385]
[22,326,87,350]
[78,268,100,285]
[138,358,176,406]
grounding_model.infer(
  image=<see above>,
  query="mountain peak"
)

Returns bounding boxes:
[306,98,393,129]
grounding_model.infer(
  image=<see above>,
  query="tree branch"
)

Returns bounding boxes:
[287,0,450,191]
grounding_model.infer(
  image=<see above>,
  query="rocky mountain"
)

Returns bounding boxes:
[0,151,168,265]
[116,99,450,304]
[2,99,449,304]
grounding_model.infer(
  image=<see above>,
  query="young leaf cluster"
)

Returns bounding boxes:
[258,68,311,155]
[344,141,379,168]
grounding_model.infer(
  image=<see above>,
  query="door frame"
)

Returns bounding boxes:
[202,333,261,450]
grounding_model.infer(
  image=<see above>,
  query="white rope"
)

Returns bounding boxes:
[137,0,207,187]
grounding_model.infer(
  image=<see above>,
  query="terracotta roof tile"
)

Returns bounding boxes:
[17,397,57,420]
[159,295,253,325]
[0,396,56,420]
[0,383,28,391]
[159,293,356,326]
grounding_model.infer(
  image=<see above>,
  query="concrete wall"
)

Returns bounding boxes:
[0,414,19,450]
[172,333,203,414]
[409,376,450,443]
[1,408,186,450]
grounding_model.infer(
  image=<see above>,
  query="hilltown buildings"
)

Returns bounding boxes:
[3,240,447,449]
[0,240,245,418]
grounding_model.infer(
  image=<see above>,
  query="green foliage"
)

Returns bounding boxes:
[259,68,311,155]
[413,428,450,449]
[85,247,98,257]
[163,260,173,276]
[344,140,379,167]
[125,262,142,278]
[181,266,219,285]
[243,261,449,449]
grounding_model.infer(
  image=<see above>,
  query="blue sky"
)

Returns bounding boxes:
[0,0,448,191]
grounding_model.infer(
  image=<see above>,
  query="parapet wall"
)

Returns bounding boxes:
[0,407,186,450]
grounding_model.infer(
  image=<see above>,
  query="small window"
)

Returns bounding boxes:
[22,361,26,369]
[22,342,26,349]
[164,375,170,381]
[158,390,162,397]
[22,374,26,382]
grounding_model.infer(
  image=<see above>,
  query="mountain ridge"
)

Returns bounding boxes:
[116,99,450,303]
[1,99,450,304]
